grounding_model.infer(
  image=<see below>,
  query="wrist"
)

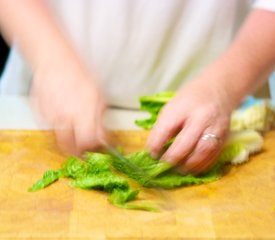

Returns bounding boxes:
[204,50,266,110]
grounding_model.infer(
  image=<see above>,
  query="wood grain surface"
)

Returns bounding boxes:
[0,130,275,239]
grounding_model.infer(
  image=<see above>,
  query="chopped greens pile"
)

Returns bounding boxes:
[29,92,267,211]
[29,151,223,211]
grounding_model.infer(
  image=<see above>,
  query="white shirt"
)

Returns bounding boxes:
[1,0,275,108]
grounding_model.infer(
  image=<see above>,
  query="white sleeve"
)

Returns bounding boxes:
[253,0,275,12]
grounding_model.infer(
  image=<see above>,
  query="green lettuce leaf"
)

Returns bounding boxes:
[28,169,64,192]
[135,91,175,129]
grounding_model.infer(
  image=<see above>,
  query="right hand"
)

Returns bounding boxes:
[31,57,107,155]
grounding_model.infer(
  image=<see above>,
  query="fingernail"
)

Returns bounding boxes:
[150,151,159,159]
[145,143,159,159]
[161,154,173,164]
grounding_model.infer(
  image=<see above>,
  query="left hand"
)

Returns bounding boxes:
[147,8,275,175]
[147,70,237,175]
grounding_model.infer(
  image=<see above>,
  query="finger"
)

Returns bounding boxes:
[146,106,183,158]
[177,126,228,175]
[54,121,76,155]
[74,120,99,154]
[74,106,105,154]
[95,100,107,144]
[177,137,221,175]
[161,118,205,165]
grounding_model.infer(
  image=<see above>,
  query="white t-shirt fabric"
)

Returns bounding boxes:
[1,0,274,108]
[253,0,275,11]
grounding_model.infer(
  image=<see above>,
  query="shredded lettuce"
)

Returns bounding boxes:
[29,150,223,211]
[28,170,65,192]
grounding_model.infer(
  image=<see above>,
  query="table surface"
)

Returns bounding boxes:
[0,130,275,239]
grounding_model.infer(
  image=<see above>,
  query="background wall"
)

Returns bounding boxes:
[0,34,9,77]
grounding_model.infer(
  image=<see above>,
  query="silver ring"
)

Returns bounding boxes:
[201,133,221,142]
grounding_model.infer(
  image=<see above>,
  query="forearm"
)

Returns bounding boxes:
[204,9,275,108]
[0,0,79,71]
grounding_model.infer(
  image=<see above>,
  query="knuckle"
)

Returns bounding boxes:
[159,102,184,121]
[154,115,173,131]
[198,105,216,116]
[200,141,219,155]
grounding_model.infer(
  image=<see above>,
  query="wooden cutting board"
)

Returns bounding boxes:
[0,130,275,239]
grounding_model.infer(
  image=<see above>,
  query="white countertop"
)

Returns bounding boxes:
[0,96,148,130]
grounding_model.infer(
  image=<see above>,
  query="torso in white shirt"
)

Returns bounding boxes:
[0,0,263,108]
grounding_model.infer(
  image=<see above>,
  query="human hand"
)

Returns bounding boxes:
[147,8,275,175]
[31,58,107,155]
[147,71,237,175]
